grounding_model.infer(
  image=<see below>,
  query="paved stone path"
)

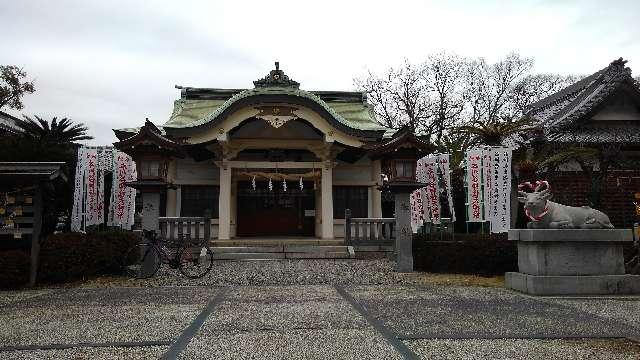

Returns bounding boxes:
[1,285,640,359]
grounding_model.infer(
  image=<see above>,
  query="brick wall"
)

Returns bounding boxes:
[547,170,640,228]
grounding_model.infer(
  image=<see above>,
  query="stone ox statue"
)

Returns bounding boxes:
[518,180,614,229]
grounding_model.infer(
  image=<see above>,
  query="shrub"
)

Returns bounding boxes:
[413,233,517,275]
[38,229,139,283]
[0,250,30,289]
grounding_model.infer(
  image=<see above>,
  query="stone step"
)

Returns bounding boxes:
[214,246,283,253]
[283,245,350,253]
[213,252,286,260]
[211,239,344,247]
[285,251,351,259]
[211,245,355,260]
[353,245,395,252]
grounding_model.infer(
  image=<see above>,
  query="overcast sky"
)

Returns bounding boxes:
[2,0,639,145]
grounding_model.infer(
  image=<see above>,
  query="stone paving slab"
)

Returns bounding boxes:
[346,285,640,338]
[203,301,369,333]
[201,286,367,333]
[405,338,640,360]
[7,286,220,308]
[179,328,403,360]
[2,345,168,360]
[224,285,344,303]
[3,284,640,359]
[0,304,201,346]
[542,298,640,330]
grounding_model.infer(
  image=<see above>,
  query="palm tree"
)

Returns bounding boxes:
[0,116,93,161]
[17,115,93,144]
[435,132,472,169]
[457,117,536,146]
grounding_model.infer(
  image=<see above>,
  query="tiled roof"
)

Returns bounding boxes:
[162,87,389,134]
[527,58,640,130]
[114,65,393,141]
[162,65,391,139]
[547,123,640,144]
[0,111,21,135]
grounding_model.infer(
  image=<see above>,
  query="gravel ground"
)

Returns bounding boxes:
[0,304,200,346]
[0,287,220,347]
[80,259,411,287]
[543,298,640,330]
[405,338,640,360]
[3,266,639,359]
[0,289,52,307]
[199,286,368,333]
[344,285,640,338]
[180,329,403,360]
[2,346,168,360]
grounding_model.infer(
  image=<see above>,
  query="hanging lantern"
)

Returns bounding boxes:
[299,177,303,190]
[283,179,287,192]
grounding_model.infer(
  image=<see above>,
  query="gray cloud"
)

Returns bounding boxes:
[2,0,639,145]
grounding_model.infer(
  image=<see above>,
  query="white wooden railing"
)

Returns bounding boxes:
[344,209,395,246]
[158,217,211,244]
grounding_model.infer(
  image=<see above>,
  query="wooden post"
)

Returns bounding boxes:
[29,184,43,287]
[344,209,351,245]
[203,210,212,243]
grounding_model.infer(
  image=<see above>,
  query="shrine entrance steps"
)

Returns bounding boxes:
[209,238,354,260]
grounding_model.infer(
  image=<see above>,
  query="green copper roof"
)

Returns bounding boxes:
[164,99,227,128]
[115,65,396,140]
[162,86,389,133]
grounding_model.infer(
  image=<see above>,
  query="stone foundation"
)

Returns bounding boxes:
[506,272,640,296]
[505,229,640,295]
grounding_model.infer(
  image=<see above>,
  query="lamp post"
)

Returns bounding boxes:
[379,157,426,272]
[368,126,434,272]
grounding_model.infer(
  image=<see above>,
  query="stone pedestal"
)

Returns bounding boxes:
[140,192,161,275]
[394,191,413,272]
[141,193,160,231]
[386,182,424,273]
[506,229,640,295]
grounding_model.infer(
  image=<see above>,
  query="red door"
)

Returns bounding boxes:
[236,181,315,237]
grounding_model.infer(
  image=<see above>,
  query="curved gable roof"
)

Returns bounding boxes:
[162,64,390,140]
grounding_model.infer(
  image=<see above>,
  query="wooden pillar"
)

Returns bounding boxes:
[165,159,178,216]
[29,184,43,287]
[321,161,334,239]
[218,162,232,240]
[372,159,382,218]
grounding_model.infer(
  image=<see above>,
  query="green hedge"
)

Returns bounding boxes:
[38,229,140,283]
[413,233,517,275]
[0,250,30,289]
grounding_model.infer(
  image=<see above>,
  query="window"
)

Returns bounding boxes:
[140,161,160,178]
[180,186,219,218]
[394,160,415,180]
[333,186,368,218]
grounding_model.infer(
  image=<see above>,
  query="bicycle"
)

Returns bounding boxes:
[122,229,214,279]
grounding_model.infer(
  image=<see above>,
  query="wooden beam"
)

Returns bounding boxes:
[217,161,330,169]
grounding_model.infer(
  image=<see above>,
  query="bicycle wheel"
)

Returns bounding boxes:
[122,244,161,279]
[178,246,214,279]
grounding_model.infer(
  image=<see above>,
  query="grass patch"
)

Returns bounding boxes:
[406,272,505,287]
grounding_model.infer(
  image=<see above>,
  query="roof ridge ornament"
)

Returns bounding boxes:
[253,61,300,89]
[605,57,632,79]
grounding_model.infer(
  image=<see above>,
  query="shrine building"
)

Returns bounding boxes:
[113,63,431,240]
